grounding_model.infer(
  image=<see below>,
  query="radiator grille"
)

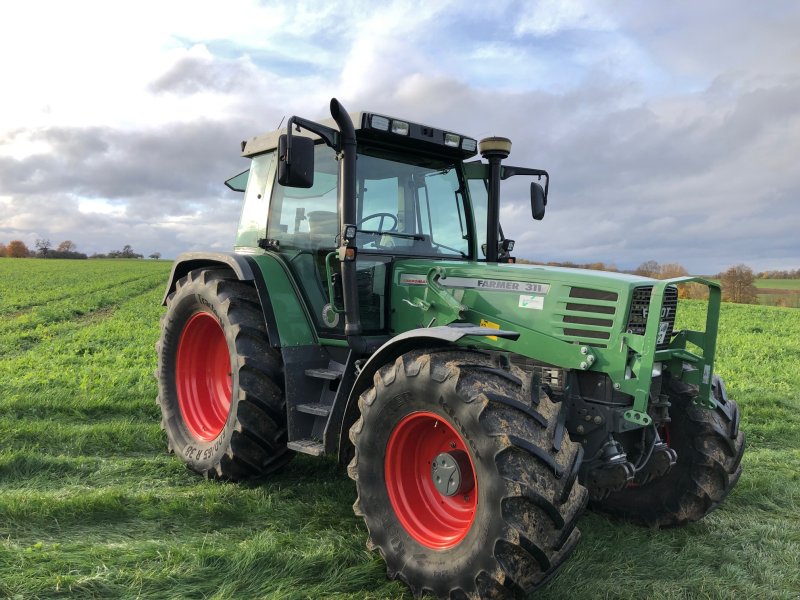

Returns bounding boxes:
[626,285,678,350]
[556,287,619,348]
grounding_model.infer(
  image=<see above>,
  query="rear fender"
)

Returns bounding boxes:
[163,252,279,348]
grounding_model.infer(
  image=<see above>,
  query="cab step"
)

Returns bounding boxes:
[296,403,332,417]
[305,367,344,381]
[287,439,325,456]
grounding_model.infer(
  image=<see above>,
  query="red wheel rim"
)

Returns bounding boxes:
[176,312,232,441]
[384,411,478,549]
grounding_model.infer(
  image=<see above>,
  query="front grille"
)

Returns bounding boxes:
[626,285,678,349]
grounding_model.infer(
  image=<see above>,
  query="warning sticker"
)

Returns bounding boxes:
[479,318,500,341]
[518,295,544,310]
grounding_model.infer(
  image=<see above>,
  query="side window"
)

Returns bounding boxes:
[419,175,468,256]
[468,178,489,260]
[267,144,339,250]
[235,151,275,249]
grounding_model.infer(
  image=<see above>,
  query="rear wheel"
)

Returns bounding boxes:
[592,373,744,527]
[348,349,587,598]
[156,267,291,480]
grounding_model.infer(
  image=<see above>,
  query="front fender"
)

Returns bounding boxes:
[337,324,519,463]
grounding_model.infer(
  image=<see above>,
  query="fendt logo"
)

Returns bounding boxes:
[642,306,672,320]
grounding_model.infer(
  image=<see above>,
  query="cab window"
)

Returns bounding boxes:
[357,152,468,258]
[267,144,339,250]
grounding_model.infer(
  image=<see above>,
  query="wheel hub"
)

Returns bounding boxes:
[431,451,473,497]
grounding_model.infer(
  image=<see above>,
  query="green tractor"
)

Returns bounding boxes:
[156,99,744,598]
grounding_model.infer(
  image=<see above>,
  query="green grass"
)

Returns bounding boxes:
[1,258,799,599]
[753,279,800,290]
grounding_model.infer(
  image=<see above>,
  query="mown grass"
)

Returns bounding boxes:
[1,258,798,599]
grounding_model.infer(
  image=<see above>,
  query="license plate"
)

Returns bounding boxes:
[657,321,670,344]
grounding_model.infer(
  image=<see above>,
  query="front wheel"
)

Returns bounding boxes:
[156,267,291,480]
[348,349,587,598]
[592,373,745,527]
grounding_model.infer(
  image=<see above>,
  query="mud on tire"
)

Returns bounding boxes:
[156,267,291,480]
[348,349,587,599]
[592,373,745,527]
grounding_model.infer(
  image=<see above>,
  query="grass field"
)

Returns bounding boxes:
[752,279,800,309]
[705,278,800,308]
[1,258,799,599]
[753,280,800,290]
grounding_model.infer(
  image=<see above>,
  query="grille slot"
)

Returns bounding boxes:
[569,287,618,302]
[626,285,678,349]
[566,302,615,315]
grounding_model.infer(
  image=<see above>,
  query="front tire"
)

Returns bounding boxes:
[156,267,291,480]
[348,349,587,598]
[592,373,745,527]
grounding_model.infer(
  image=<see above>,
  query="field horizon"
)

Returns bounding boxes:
[1,259,798,599]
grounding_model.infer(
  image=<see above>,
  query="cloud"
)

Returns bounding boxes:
[150,48,259,95]
[514,0,614,37]
[1,0,799,273]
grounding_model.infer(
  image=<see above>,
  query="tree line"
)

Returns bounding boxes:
[517,258,762,305]
[0,240,160,260]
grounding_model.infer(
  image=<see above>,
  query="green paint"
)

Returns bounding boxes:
[248,253,317,347]
[391,260,721,425]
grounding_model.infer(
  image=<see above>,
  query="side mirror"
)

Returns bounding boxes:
[531,182,546,220]
[278,134,315,188]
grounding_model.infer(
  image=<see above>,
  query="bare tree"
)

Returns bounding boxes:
[634,260,660,278]
[721,264,758,304]
[659,263,688,279]
[35,238,52,258]
[57,240,77,253]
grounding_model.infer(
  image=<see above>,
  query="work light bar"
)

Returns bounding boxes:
[362,112,478,158]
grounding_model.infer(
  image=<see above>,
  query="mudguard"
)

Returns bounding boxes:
[162,251,279,348]
[337,323,519,462]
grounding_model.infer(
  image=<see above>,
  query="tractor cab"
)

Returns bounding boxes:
[229,103,547,341]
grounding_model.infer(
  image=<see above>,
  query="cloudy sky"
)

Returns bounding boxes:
[1,0,798,272]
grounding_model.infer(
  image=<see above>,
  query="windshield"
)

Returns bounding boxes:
[356,151,469,258]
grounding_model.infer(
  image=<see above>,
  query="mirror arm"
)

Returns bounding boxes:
[285,116,340,155]
[501,165,550,203]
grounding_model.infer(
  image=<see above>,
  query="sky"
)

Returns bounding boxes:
[1,0,798,273]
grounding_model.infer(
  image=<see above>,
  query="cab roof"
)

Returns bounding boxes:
[241,112,478,161]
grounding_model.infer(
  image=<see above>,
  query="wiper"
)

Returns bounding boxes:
[359,229,425,241]
[431,241,467,257]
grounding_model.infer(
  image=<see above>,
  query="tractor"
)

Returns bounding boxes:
[156,98,744,598]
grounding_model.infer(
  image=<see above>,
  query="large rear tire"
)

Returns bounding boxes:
[156,267,291,480]
[592,373,744,527]
[348,349,587,598]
